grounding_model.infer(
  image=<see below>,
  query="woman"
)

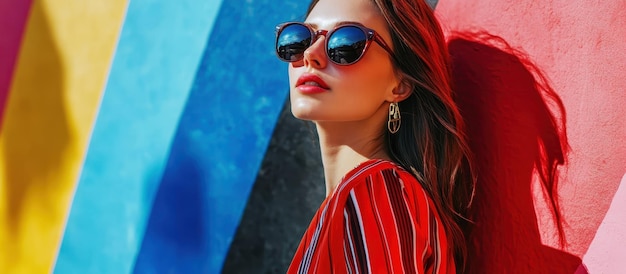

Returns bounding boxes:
[274,0,475,272]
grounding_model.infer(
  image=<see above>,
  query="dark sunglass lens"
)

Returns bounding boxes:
[327,26,367,64]
[276,24,311,62]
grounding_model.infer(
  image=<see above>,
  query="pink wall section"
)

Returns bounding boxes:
[438,0,626,272]
[583,173,626,273]
[0,1,33,127]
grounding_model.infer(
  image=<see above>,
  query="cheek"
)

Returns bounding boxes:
[342,63,396,95]
[288,66,297,87]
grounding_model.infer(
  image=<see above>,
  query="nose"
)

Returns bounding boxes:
[302,35,327,69]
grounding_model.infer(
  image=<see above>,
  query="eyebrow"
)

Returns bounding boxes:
[306,20,366,30]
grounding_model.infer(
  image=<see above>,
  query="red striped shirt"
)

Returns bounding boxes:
[288,159,454,274]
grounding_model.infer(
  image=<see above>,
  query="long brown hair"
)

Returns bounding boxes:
[306,0,476,271]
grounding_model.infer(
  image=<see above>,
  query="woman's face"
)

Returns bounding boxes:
[288,0,400,123]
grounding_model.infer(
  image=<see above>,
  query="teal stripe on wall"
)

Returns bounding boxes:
[131,0,308,272]
[54,0,224,273]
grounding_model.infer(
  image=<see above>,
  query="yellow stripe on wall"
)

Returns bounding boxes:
[0,0,126,272]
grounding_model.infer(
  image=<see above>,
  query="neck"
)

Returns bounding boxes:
[315,120,391,197]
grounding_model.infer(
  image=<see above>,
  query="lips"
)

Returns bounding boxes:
[296,73,330,93]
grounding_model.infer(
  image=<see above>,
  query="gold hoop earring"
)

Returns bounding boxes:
[388,102,401,134]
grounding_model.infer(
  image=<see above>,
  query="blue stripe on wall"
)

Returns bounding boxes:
[131,1,308,273]
[54,0,224,273]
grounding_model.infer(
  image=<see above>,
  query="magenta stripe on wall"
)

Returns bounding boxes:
[0,1,33,127]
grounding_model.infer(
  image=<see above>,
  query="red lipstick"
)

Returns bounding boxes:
[296,73,330,94]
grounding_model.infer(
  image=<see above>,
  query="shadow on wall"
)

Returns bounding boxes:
[2,0,70,248]
[133,146,208,273]
[449,32,586,273]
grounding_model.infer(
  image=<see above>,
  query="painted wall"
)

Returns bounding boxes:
[436,1,626,272]
[0,1,127,272]
[0,0,623,273]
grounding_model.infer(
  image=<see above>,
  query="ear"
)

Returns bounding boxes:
[387,79,412,102]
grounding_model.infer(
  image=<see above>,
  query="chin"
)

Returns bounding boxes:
[290,108,315,121]
[290,98,318,120]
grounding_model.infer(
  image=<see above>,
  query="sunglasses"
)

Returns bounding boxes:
[275,22,394,65]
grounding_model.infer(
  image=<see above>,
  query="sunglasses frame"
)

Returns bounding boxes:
[275,22,395,65]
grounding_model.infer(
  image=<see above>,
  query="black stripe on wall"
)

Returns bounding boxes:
[223,98,325,274]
